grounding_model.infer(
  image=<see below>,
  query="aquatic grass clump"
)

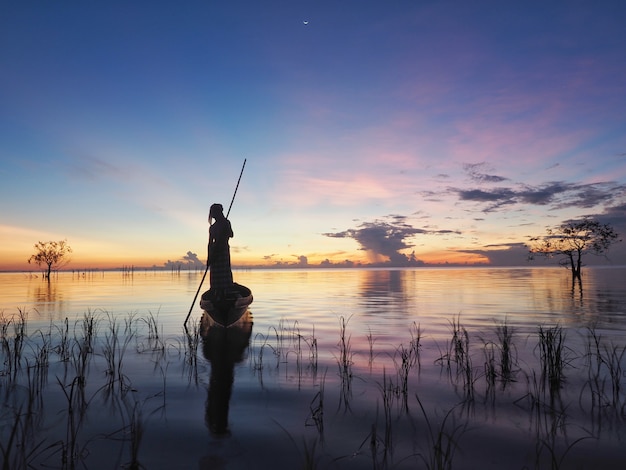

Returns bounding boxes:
[600,344,625,412]
[304,325,318,377]
[0,309,28,380]
[53,317,71,362]
[409,321,423,371]
[336,315,354,407]
[537,325,570,396]
[390,342,419,412]
[415,394,467,470]
[483,342,498,393]
[28,330,52,390]
[286,320,306,383]
[305,368,327,442]
[366,327,378,368]
[252,327,282,375]
[582,326,626,417]
[495,319,517,384]
[436,315,468,371]
[102,313,136,393]
[0,402,61,470]
[377,371,394,457]
[482,320,519,393]
[436,315,475,402]
[183,318,201,383]
[276,422,322,470]
[138,310,168,361]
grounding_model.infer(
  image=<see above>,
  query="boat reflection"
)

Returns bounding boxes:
[200,310,253,437]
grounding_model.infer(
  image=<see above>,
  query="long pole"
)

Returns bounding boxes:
[184,159,246,327]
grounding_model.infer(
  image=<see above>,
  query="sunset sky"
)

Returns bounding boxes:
[2,1,625,271]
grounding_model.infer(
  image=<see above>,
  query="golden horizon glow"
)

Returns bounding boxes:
[2,248,493,272]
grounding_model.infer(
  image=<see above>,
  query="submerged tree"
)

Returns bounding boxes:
[28,240,73,279]
[528,218,620,281]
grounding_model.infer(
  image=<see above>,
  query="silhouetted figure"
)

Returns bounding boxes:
[208,203,234,299]
[201,312,252,437]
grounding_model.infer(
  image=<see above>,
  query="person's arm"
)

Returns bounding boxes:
[207,226,215,267]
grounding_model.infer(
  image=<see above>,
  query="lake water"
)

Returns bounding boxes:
[1,267,626,469]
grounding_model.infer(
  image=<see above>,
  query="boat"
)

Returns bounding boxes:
[200,283,253,326]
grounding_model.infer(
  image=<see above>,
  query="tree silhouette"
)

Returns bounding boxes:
[529,218,620,281]
[28,240,72,279]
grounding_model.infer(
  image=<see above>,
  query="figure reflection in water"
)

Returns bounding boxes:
[208,203,234,300]
[201,311,253,437]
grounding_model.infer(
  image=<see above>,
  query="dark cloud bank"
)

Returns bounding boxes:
[315,166,626,268]
[323,217,460,266]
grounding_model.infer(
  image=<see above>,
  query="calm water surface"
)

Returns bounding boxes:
[1,267,625,469]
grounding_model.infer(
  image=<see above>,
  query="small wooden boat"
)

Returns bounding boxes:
[200,283,253,326]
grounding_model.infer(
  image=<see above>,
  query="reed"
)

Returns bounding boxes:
[535,435,589,470]
[337,315,354,374]
[80,310,98,352]
[436,315,467,370]
[415,394,466,470]
[379,371,394,455]
[336,316,354,407]
[537,325,569,396]
[276,422,321,470]
[451,315,468,368]
[481,320,518,395]
[122,398,145,470]
[367,327,377,368]
[583,326,626,414]
[0,404,59,470]
[308,326,318,376]
[53,317,71,363]
[0,407,24,469]
[139,310,167,361]
[25,353,47,413]
[57,375,91,468]
[483,342,497,391]
[252,329,280,373]
[1,310,27,380]
[102,314,135,392]
[495,320,516,381]
[268,324,285,367]
[287,320,305,382]
[514,370,543,423]
[275,320,289,363]
[32,329,51,380]
[409,321,422,371]
[437,315,475,401]
[305,368,327,441]
[530,391,587,470]
[392,344,413,412]
[142,310,160,342]
[182,318,200,383]
[602,344,625,411]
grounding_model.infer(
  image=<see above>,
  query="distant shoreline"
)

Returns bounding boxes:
[2,263,625,275]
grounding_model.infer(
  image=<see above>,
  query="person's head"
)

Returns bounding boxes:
[208,203,224,222]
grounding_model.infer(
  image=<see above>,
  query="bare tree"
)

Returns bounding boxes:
[529,218,621,281]
[28,240,73,279]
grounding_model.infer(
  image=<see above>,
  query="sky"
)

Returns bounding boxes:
[1,0,626,271]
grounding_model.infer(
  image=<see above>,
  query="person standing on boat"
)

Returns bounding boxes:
[208,203,234,299]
